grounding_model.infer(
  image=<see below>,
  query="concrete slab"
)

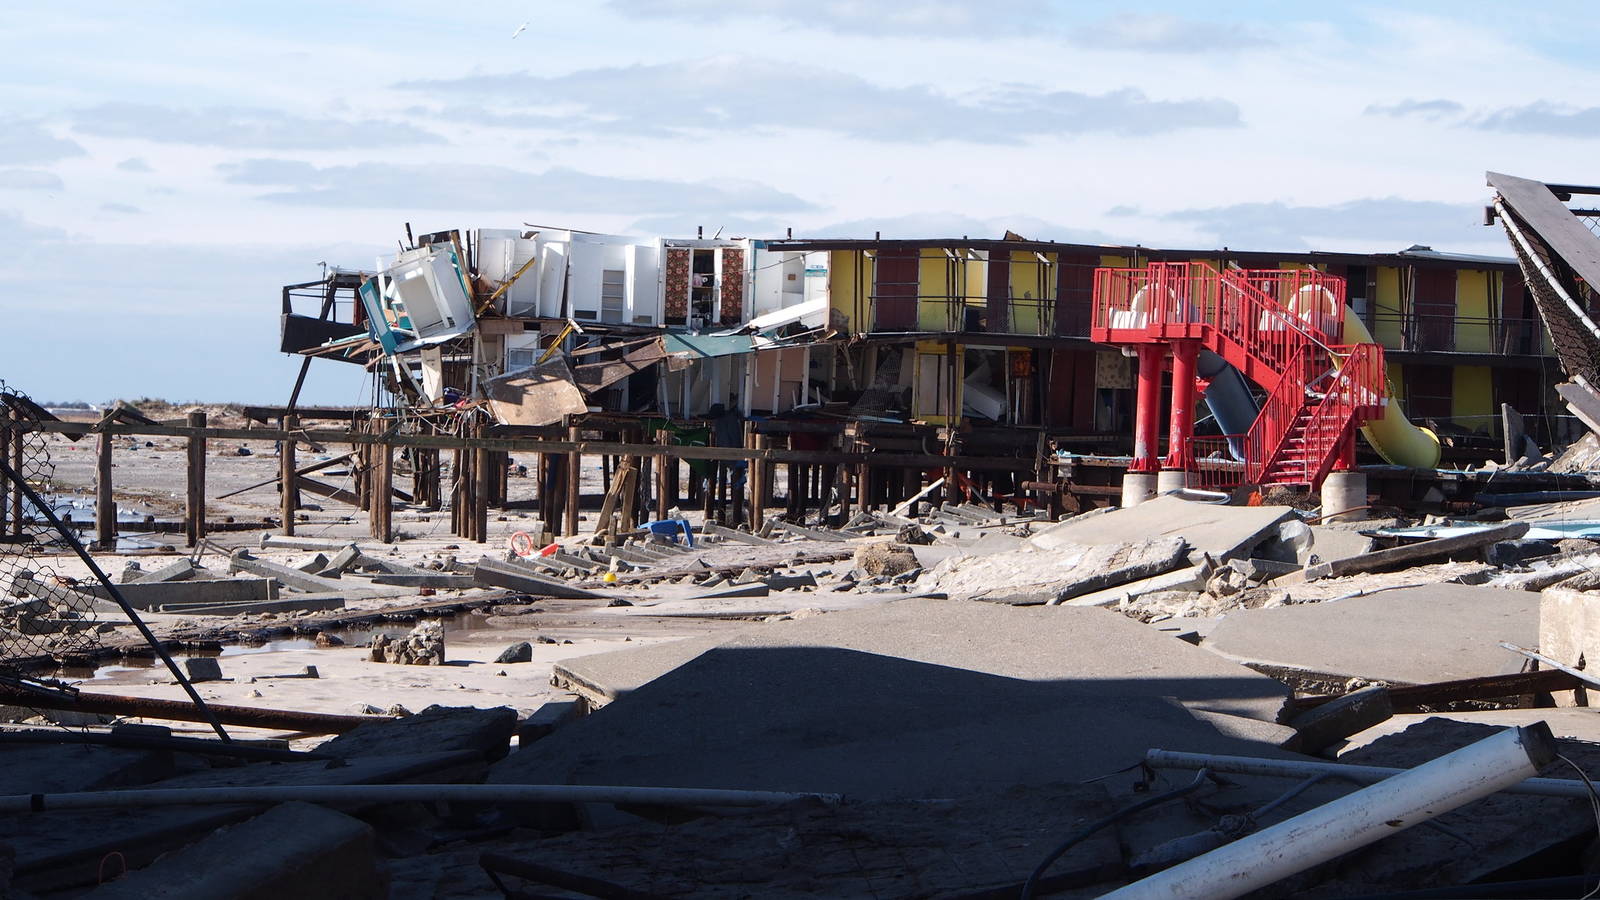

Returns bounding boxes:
[918,538,1188,605]
[1028,495,1295,562]
[315,705,518,762]
[83,577,279,610]
[83,802,383,899]
[1203,584,1536,687]
[1304,526,1375,566]
[473,557,611,600]
[500,602,1299,799]
[553,597,1289,721]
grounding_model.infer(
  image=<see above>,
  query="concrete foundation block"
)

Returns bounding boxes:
[1121,471,1159,508]
[1540,587,1600,706]
[1155,469,1188,494]
[1320,471,1368,523]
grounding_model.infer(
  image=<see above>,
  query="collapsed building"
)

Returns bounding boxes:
[278,217,1564,528]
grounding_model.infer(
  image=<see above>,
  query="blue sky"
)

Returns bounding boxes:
[2,1,1598,403]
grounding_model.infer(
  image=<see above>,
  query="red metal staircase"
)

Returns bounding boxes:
[1090,262,1385,489]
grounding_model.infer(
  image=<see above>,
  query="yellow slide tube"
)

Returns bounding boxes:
[1342,309,1441,469]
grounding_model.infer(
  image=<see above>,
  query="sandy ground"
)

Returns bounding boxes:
[13,425,869,745]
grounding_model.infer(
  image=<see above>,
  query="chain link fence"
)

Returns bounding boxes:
[0,382,107,682]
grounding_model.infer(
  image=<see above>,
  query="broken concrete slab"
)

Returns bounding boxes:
[1058,561,1214,608]
[368,573,478,589]
[554,598,1289,722]
[503,602,1298,800]
[473,557,611,600]
[183,658,223,683]
[1289,521,1531,583]
[81,577,279,610]
[316,705,518,762]
[1029,495,1295,562]
[167,595,346,616]
[1339,709,1600,754]
[316,543,363,577]
[518,696,584,745]
[126,559,197,584]
[692,583,771,600]
[260,535,362,552]
[228,551,350,594]
[82,801,383,899]
[1303,526,1374,566]
[769,519,855,542]
[699,523,773,546]
[1203,584,1536,689]
[919,538,1187,605]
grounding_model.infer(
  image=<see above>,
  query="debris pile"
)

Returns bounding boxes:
[368,620,445,666]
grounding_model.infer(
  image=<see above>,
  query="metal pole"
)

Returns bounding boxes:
[0,454,230,742]
[1111,726,1557,900]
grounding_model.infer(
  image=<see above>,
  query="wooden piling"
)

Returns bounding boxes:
[185,411,206,546]
[564,424,581,537]
[371,438,393,543]
[473,437,491,544]
[95,429,115,549]
[654,432,670,520]
[749,430,767,530]
[279,414,298,535]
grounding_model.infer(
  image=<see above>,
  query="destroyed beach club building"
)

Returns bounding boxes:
[278,214,1560,527]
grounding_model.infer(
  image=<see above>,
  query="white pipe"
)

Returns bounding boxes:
[1105,725,1558,900]
[1145,744,1588,800]
[0,783,842,814]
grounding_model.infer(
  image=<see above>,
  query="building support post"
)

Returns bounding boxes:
[279,415,298,535]
[95,429,115,550]
[185,411,206,547]
[564,424,581,537]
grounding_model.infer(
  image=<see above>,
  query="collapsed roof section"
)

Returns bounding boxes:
[278,225,833,425]
[1487,171,1600,387]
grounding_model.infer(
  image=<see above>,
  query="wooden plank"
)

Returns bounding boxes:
[1285,668,1581,715]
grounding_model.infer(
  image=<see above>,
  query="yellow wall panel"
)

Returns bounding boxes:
[1374,266,1404,348]
[917,249,952,331]
[828,250,868,335]
[1009,250,1048,336]
[1455,269,1491,353]
[1452,365,1494,434]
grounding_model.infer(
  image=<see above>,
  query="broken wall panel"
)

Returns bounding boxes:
[484,357,589,427]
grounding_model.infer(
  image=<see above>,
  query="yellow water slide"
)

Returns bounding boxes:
[1342,308,1441,469]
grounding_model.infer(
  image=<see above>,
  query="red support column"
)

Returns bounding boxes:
[1164,341,1199,471]
[1131,344,1166,472]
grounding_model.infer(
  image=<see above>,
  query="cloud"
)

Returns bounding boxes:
[71,103,446,150]
[628,214,787,237]
[606,0,1051,36]
[99,202,143,215]
[400,58,1240,142]
[805,212,1121,244]
[1158,197,1488,251]
[116,157,153,173]
[1067,14,1266,53]
[0,209,378,404]
[1364,98,1465,120]
[1474,101,1600,137]
[0,118,85,165]
[218,159,816,213]
[0,170,63,191]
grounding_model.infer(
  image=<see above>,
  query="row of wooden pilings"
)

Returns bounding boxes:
[3,414,1034,549]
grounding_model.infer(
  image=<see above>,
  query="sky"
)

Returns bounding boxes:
[3,1,1599,404]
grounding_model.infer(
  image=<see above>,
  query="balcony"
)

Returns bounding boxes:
[1370,314,1544,356]
[867,294,1094,337]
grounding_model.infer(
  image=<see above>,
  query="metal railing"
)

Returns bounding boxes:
[1368,313,1544,355]
[1300,343,1385,485]
[1186,435,1246,492]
